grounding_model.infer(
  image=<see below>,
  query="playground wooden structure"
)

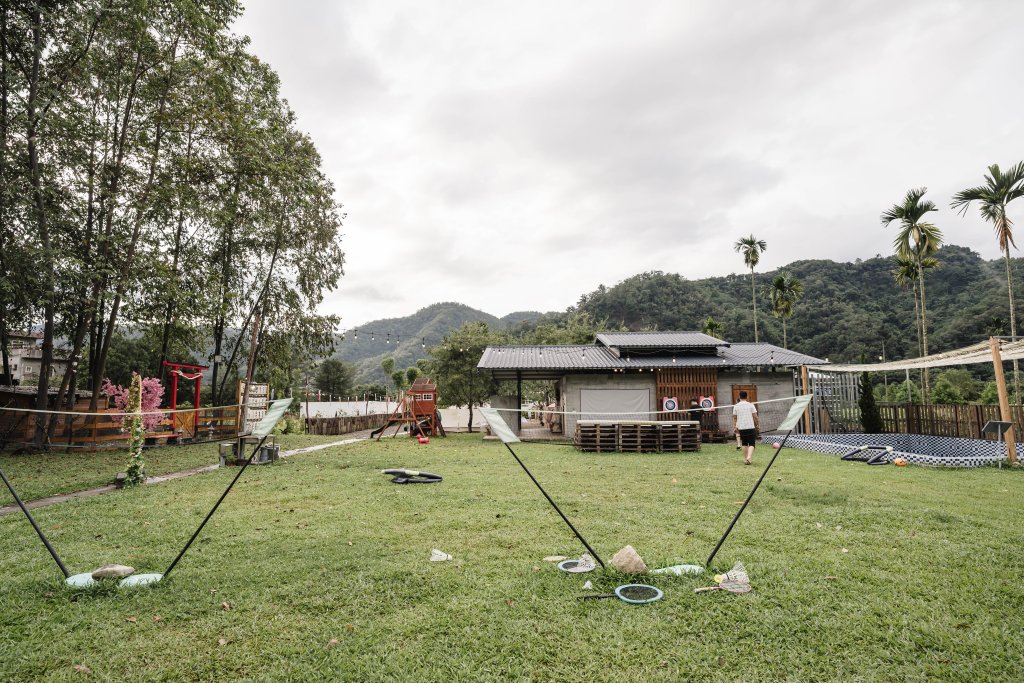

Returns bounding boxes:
[373,378,447,440]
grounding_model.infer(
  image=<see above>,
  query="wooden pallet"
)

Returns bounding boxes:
[575,421,701,453]
[575,422,617,452]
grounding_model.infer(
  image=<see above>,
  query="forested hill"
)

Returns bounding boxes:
[336,245,1015,383]
[336,303,542,382]
[573,245,1014,364]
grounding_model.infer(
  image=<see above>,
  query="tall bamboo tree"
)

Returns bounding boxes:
[733,234,767,342]
[951,162,1024,399]
[881,188,942,401]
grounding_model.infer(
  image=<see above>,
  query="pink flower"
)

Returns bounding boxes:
[101,373,166,430]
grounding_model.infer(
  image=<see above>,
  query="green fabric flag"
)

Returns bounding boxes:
[251,398,292,437]
[480,408,520,444]
[777,395,813,432]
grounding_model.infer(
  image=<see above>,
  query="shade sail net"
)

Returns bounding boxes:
[480,407,520,444]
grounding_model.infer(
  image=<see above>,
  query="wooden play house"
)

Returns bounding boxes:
[375,377,447,439]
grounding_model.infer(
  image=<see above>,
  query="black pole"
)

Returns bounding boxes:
[503,442,605,569]
[706,431,792,568]
[163,435,269,579]
[1,468,70,577]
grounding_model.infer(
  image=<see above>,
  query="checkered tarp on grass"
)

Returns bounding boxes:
[761,433,1018,468]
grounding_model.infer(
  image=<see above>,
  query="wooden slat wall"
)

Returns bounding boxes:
[656,368,719,429]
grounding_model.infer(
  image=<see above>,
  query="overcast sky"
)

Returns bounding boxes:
[233,0,1023,331]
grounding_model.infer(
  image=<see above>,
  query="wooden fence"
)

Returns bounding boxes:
[876,402,1024,440]
[0,406,240,450]
[304,414,388,436]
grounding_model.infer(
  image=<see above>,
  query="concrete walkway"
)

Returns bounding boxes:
[0,433,371,517]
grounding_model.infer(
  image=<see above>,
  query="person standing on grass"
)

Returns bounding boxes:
[732,391,760,465]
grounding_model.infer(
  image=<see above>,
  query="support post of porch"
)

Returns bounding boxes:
[516,371,522,432]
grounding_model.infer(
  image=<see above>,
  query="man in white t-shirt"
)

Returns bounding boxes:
[731,391,760,465]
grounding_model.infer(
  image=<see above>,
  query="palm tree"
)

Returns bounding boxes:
[892,256,938,358]
[951,161,1024,399]
[881,188,942,401]
[733,235,767,342]
[763,271,803,347]
[702,316,723,339]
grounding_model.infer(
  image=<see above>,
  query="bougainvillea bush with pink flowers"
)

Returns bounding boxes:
[101,374,165,431]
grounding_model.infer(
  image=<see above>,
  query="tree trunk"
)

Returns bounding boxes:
[91,39,177,401]
[1004,246,1020,401]
[26,10,55,447]
[750,268,759,342]
[0,5,9,384]
[917,256,930,403]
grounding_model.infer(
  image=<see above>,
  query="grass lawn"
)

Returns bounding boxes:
[0,434,347,503]
[1,433,1022,681]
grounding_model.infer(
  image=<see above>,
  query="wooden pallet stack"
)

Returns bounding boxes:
[575,420,701,453]
[575,421,618,452]
[659,423,701,452]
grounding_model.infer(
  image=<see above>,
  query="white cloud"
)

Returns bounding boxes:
[234,0,1024,328]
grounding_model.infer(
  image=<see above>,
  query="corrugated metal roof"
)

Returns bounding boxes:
[719,343,825,367]
[595,331,727,349]
[478,342,825,378]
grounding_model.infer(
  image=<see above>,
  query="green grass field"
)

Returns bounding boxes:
[0,434,345,502]
[1,434,1022,681]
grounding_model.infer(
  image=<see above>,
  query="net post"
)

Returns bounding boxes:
[502,442,606,569]
[0,468,70,578]
[163,434,268,579]
[706,431,792,567]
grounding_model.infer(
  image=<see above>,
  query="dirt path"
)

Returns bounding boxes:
[0,433,372,517]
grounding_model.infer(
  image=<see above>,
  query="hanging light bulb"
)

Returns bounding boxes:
[354,329,358,340]
[422,338,426,349]
[386,333,390,344]
[371,332,375,341]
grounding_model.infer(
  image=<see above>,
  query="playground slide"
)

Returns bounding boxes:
[371,419,404,438]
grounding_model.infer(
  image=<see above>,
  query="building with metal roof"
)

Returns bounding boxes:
[477,331,826,437]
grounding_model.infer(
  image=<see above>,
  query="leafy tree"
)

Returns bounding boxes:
[733,235,767,342]
[315,359,355,398]
[978,380,1018,406]
[882,188,942,401]
[406,366,420,386]
[702,316,723,338]
[763,271,803,347]
[391,370,406,391]
[952,162,1024,399]
[380,357,396,392]
[879,377,923,404]
[425,321,501,431]
[858,371,883,432]
[931,369,979,404]
[352,382,388,399]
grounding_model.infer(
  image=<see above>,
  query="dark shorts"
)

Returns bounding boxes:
[738,429,757,447]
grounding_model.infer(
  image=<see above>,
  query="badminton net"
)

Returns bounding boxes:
[487,395,807,446]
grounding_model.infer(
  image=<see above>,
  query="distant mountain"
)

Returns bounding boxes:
[336,302,545,382]
[572,244,1015,365]
[336,245,1017,384]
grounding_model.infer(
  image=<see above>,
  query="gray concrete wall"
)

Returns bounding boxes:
[488,394,521,435]
[561,373,658,436]
[717,370,798,433]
